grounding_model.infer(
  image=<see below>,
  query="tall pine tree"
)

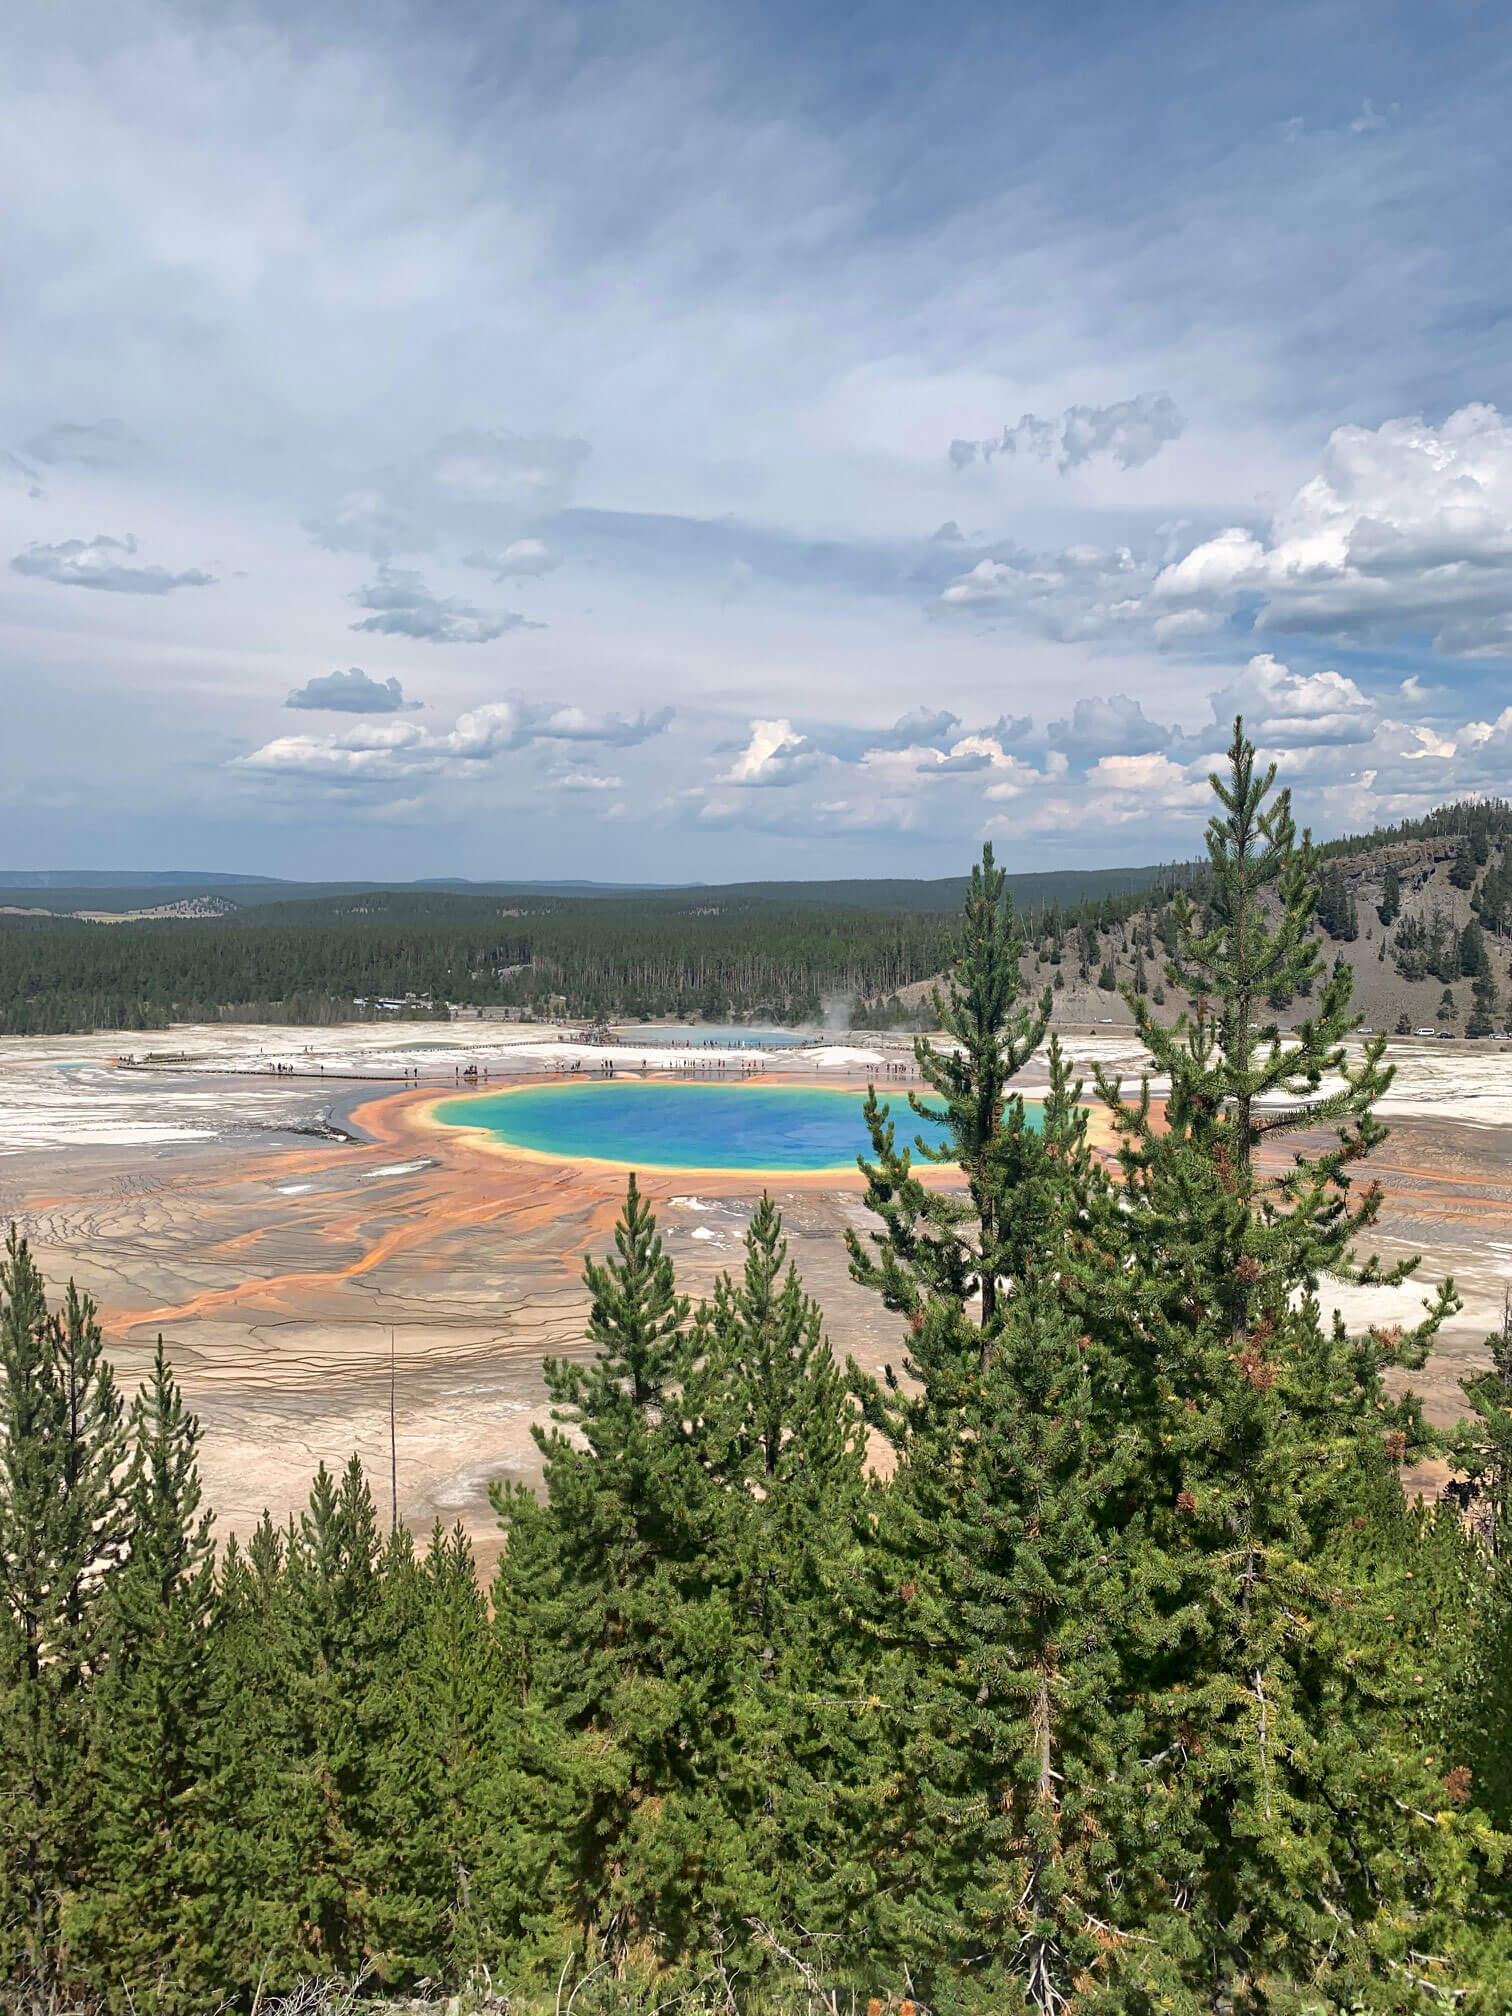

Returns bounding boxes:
[1091,720,1511,2010]
[493,1176,745,1972]
[70,1339,217,2010]
[694,1196,867,1959]
[837,848,1156,2009]
[0,1230,128,2011]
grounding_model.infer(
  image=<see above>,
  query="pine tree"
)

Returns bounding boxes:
[492,1176,744,1969]
[846,841,1051,1372]
[1449,837,1478,890]
[694,1197,866,1950]
[703,1194,864,1642]
[1091,720,1510,2007]
[0,1230,128,2009]
[204,1460,391,1990]
[1460,919,1490,978]
[840,853,1159,2007]
[195,1511,299,1991]
[1450,1293,1512,1828]
[839,1052,1161,2012]
[367,1521,509,1982]
[1455,1291,1512,1565]
[281,1457,389,1979]
[70,1340,217,2010]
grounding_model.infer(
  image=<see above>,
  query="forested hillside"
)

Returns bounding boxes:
[1,800,1509,1037]
[0,901,964,1034]
[2,732,1511,2014]
[1054,797,1512,1038]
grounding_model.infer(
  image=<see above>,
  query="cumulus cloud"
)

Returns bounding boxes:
[286,667,420,713]
[951,393,1185,476]
[888,709,963,749]
[11,534,215,594]
[24,418,143,468]
[527,703,673,746]
[938,541,1145,641]
[236,694,671,783]
[463,538,561,580]
[1151,403,1512,656]
[1047,694,1174,757]
[941,543,1137,606]
[349,565,535,644]
[441,700,672,756]
[941,558,1023,604]
[1006,749,1212,837]
[1152,607,1221,647]
[716,719,821,788]
[306,431,589,557]
[235,719,430,782]
[1206,653,1377,748]
[807,708,1036,769]
[556,770,623,792]
[978,713,1035,748]
[849,723,1046,800]
[1462,706,1512,754]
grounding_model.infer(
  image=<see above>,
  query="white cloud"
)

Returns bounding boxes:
[1003,749,1212,836]
[1152,607,1221,646]
[348,565,535,644]
[950,392,1185,475]
[1397,724,1458,761]
[440,700,671,759]
[235,695,671,783]
[1152,403,1512,655]
[1089,751,1210,803]
[1461,706,1512,751]
[306,432,589,557]
[716,719,820,787]
[1047,693,1174,757]
[11,533,214,594]
[941,558,1020,604]
[1207,652,1376,747]
[286,667,419,713]
[464,538,561,580]
[938,542,1143,640]
[556,770,623,791]
[527,704,673,746]
[236,719,429,781]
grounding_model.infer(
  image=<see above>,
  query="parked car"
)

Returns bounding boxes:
[1413,1027,1436,1037]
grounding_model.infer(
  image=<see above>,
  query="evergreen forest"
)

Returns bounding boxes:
[3,725,1511,2014]
[3,800,1510,1041]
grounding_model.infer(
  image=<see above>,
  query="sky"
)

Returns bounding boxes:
[4,0,1512,883]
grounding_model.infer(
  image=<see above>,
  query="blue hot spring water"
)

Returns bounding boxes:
[431,1078,1038,1174]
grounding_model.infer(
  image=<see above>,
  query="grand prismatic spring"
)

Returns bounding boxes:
[428,1076,1005,1173]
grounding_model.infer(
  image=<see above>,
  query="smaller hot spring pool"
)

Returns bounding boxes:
[620,1024,813,1050]
[432,1078,1044,1174]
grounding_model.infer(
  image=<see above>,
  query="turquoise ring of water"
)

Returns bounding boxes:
[428,1077,1006,1175]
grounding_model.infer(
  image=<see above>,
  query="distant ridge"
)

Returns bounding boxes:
[0,870,289,889]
